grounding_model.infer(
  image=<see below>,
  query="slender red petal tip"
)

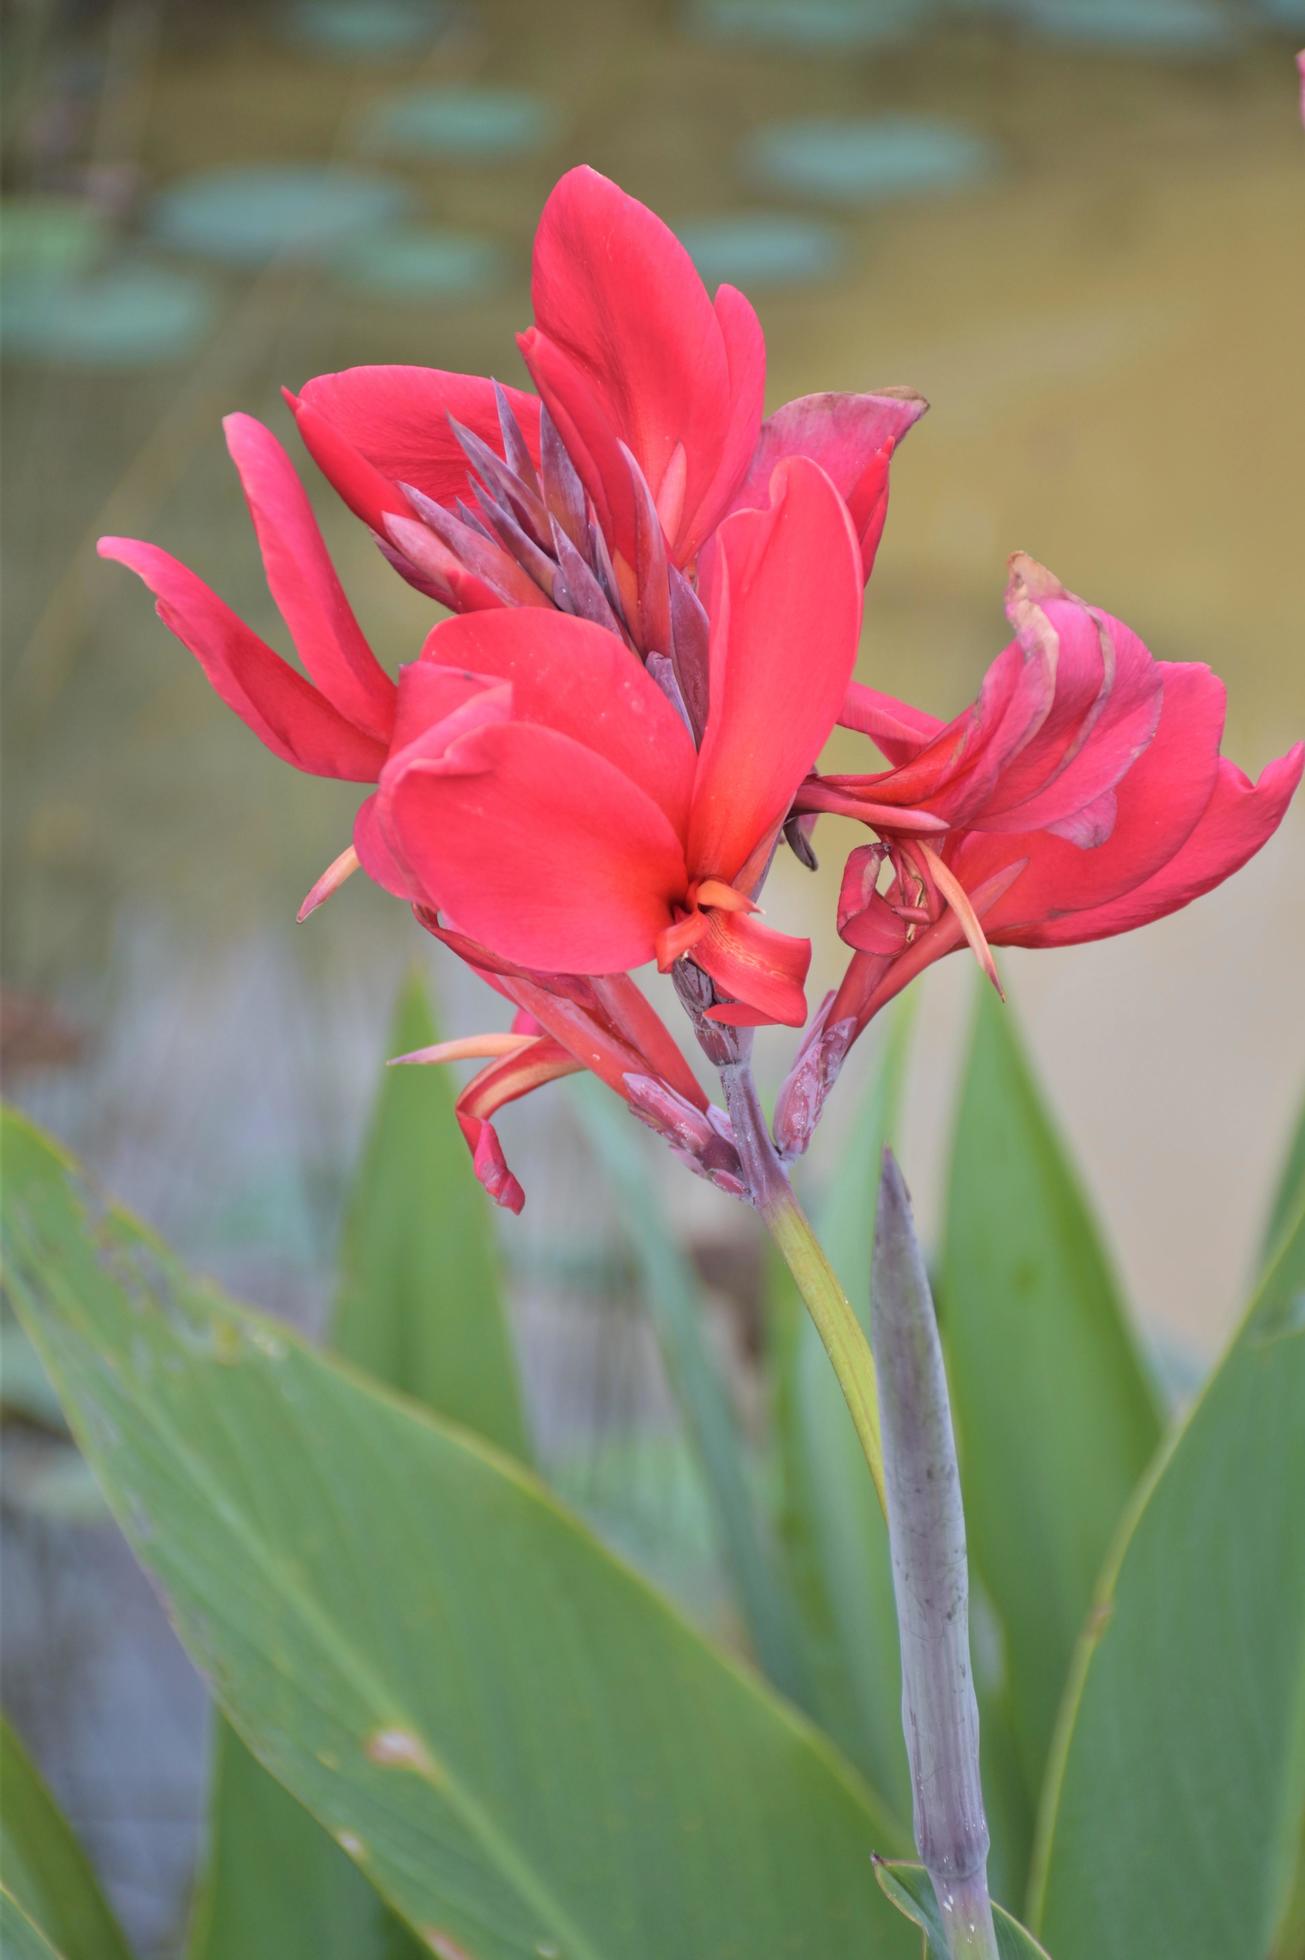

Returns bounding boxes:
[297,843,361,921]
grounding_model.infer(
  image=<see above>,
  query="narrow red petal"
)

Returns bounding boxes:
[98,538,387,781]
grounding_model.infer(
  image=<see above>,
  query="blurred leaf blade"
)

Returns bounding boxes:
[1,1888,66,1960]
[770,1004,913,1834]
[875,1861,1052,1959]
[571,1076,807,1704]
[1032,1200,1305,1959]
[1264,1087,1305,1267]
[0,1711,136,1960]
[332,969,528,1457]
[192,974,525,1958]
[3,1108,917,1960]
[942,985,1162,1805]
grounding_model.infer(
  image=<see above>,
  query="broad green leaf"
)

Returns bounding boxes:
[3,1111,915,1960]
[942,985,1162,1806]
[572,1077,806,1701]
[770,1005,913,1833]
[0,1711,135,1960]
[1,1888,65,1960]
[1264,1087,1305,1265]
[1031,1200,1305,1960]
[331,970,528,1458]
[875,1861,1052,1959]
[192,976,524,1958]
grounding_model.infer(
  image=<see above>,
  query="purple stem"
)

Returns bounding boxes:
[871,1149,998,1959]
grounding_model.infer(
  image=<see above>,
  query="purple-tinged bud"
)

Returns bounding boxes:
[493,378,535,484]
[539,402,588,550]
[773,995,856,1160]
[668,565,709,740]
[619,441,672,659]
[449,412,551,550]
[551,518,628,641]
[622,1074,745,1197]
[872,1151,998,1960]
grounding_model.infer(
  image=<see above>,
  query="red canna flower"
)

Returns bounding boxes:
[356,455,864,1032]
[776,555,1303,1154]
[98,408,865,1206]
[285,166,924,658]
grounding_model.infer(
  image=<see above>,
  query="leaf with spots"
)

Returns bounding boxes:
[2,1110,916,1959]
[190,975,527,1959]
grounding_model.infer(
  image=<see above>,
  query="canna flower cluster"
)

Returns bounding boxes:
[102,167,1301,1211]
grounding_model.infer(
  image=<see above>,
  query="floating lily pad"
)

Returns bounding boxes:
[328,225,508,299]
[280,0,449,57]
[676,212,844,289]
[688,0,927,49]
[148,164,411,266]
[358,84,559,160]
[1022,0,1235,49]
[745,115,1000,205]
[0,259,215,367]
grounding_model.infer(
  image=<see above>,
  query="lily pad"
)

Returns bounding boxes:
[148,165,411,266]
[688,0,928,50]
[328,225,508,299]
[358,85,559,161]
[745,115,1000,206]
[0,259,214,367]
[280,0,449,57]
[676,212,844,289]
[1022,0,1235,49]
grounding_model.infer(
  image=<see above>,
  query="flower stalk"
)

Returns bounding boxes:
[870,1147,997,1960]
[719,1057,886,1513]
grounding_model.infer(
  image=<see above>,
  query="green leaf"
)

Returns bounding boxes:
[874,1861,1052,1959]
[1,1888,66,1960]
[770,1006,913,1834]
[3,1110,916,1960]
[942,985,1162,1809]
[1264,1086,1305,1266]
[191,975,526,1959]
[331,970,528,1458]
[1030,1198,1305,1960]
[0,1711,135,1960]
[571,1077,806,1700]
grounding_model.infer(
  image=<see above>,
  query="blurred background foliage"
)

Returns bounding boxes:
[2,0,1303,1950]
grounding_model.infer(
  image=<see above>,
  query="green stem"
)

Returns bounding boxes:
[720,1061,887,1515]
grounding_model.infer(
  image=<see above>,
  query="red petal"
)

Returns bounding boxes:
[1012,743,1303,945]
[521,167,764,565]
[418,608,696,834]
[456,1033,582,1213]
[840,681,945,763]
[958,660,1231,935]
[725,389,927,578]
[223,414,394,740]
[97,537,387,781]
[294,366,541,512]
[383,720,689,972]
[689,456,863,882]
[973,558,1163,836]
[696,909,812,1027]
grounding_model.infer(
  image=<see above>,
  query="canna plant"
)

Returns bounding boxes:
[2,167,1302,1959]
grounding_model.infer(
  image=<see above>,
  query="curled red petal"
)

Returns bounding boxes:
[455,1033,582,1213]
[224,413,394,740]
[1008,742,1303,946]
[98,537,387,781]
[695,909,812,1027]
